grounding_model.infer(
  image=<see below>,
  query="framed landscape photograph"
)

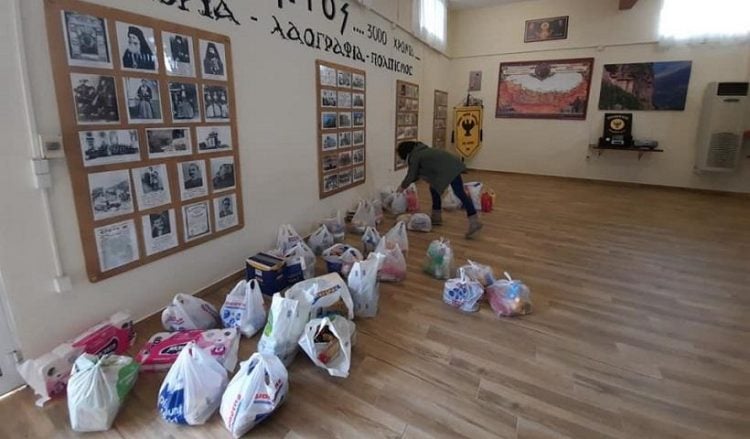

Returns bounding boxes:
[524,16,569,43]
[599,61,692,111]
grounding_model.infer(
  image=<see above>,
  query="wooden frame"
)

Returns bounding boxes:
[45,0,244,282]
[432,90,448,149]
[524,16,569,43]
[315,60,367,199]
[395,80,419,170]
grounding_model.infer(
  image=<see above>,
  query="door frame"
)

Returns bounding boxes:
[0,270,23,396]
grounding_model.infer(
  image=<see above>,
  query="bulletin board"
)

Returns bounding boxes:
[433,90,448,149]
[44,0,244,282]
[316,60,367,199]
[395,80,419,170]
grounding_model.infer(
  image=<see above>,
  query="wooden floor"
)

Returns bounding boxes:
[2,171,749,438]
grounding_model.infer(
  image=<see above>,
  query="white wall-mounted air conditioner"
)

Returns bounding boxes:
[695,82,749,172]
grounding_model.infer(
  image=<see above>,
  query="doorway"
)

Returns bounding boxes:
[0,273,22,396]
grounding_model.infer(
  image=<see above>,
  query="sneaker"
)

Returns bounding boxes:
[465,215,483,239]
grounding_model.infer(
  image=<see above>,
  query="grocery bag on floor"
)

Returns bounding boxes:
[374,239,407,282]
[405,183,420,213]
[361,226,381,255]
[68,354,139,432]
[443,189,462,210]
[322,244,363,277]
[379,186,395,205]
[158,342,228,425]
[308,225,334,255]
[221,279,267,338]
[322,211,346,243]
[443,268,484,312]
[257,293,311,366]
[389,192,408,214]
[407,213,432,232]
[162,293,220,331]
[464,181,483,211]
[298,316,356,378]
[370,198,384,224]
[284,241,316,281]
[457,260,496,287]
[286,272,354,320]
[385,221,409,253]
[350,200,376,234]
[136,328,240,372]
[347,253,385,318]
[424,238,453,280]
[276,224,303,254]
[220,353,288,438]
[487,272,532,317]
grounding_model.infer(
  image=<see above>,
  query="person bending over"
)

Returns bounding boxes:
[397,141,483,239]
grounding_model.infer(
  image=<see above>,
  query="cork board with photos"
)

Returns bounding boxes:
[316,60,367,199]
[395,80,419,170]
[433,90,448,149]
[44,0,243,282]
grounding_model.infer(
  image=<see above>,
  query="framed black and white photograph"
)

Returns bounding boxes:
[79,129,139,167]
[339,131,352,148]
[210,156,235,192]
[338,170,352,186]
[353,93,365,108]
[162,31,194,77]
[204,84,230,121]
[322,112,337,129]
[352,111,365,127]
[199,39,227,81]
[321,133,338,152]
[353,130,364,146]
[71,74,119,124]
[352,147,365,165]
[213,194,238,231]
[338,91,351,108]
[168,82,201,121]
[319,65,337,86]
[124,77,163,123]
[183,201,211,242]
[146,127,192,158]
[115,21,158,72]
[321,89,337,107]
[353,165,365,182]
[352,73,365,90]
[197,126,232,153]
[132,164,171,210]
[339,112,352,128]
[322,155,338,172]
[62,11,112,68]
[95,219,139,272]
[88,169,134,221]
[338,150,352,167]
[337,71,351,88]
[178,159,208,201]
[142,209,178,256]
[323,173,338,193]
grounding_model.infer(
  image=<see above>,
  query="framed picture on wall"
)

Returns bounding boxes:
[62,11,112,68]
[599,61,693,111]
[199,39,227,81]
[163,31,195,77]
[141,209,178,256]
[124,77,163,123]
[524,16,569,43]
[115,22,158,72]
[71,74,120,124]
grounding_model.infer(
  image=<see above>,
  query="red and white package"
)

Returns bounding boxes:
[136,328,239,372]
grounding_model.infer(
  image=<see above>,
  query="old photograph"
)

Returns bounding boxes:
[322,112,337,129]
[339,131,352,148]
[321,133,338,151]
[338,150,352,167]
[319,65,337,86]
[214,194,238,231]
[338,170,352,186]
[352,73,365,90]
[124,77,163,123]
[353,93,365,108]
[79,129,139,167]
[147,127,192,158]
[62,11,112,68]
[163,31,195,77]
[337,71,352,88]
[169,82,201,121]
[200,39,227,81]
[197,126,233,152]
[353,130,364,146]
[71,74,119,124]
[353,111,365,127]
[321,89,337,107]
[338,91,351,108]
[323,172,338,193]
[116,22,158,72]
[178,160,208,201]
[88,169,134,221]
[133,164,171,210]
[210,156,236,191]
[95,219,139,272]
[352,148,365,165]
[322,154,338,172]
[353,165,365,182]
[204,85,230,121]
[338,112,352,128]
[142,209,178,256]
[183,201,211,242]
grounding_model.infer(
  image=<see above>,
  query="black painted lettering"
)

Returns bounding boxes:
[304,28,316,47]
[271,16,287,39]
[324,35,333,51]
[339,2,349,35]
[353,46,364,62]
[212,0,240,25]
[287,21,302,43]
[198,0,213,18]
[322,0,335,20]
[333,38,344,55]
[157,0,190,11]
[316,32,326,49]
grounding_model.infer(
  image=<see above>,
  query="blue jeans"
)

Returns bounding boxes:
[429,175,477,217]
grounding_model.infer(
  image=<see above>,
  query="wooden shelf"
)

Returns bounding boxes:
[589,144,664,160]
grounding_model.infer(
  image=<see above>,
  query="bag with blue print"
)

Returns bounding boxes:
[157,341,228,425]
[220,279,267,338]
[442,268,484,313]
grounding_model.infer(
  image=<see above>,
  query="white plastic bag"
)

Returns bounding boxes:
[361,226,381,255]
[370,198,384,224]
[407,213,432,232]
[443,268,484,313]
[424,238,453,280]
[385,221,409,254]
[379,186,395,205]
[374,240,407,282]
[322,211,346,243]
[487,272,532,317]
[348,253,384,318]
[457,260,496,287]
[162,293,220,331]
[257,293,311,366]
[285,273,354,320]
[136,328,239,372]
[285,241,316,280]
[464,181,483,211]
[67,354,139,432]
[158,342,228,425]
[308,225,334,256]
[220,279,267,338]
[351,200,376,234]
[276,224,303,254]
[442,189,462,210]
[405,183,420,213]
[389,192,408,214]
[220,353,288,438]
[322,243,363,277]
[298,316,356,378]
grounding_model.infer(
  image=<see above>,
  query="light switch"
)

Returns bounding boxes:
[40,134,64,159]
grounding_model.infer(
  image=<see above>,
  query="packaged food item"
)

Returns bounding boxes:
[443,268,484,312]
[257,293,311,366]
[487,272,532,317]
[298,315,356,378]
[245,252,286,295]
[424,238,453,280]
[162,293,220,331]
[407,213,432,232]
[136,328,240,372]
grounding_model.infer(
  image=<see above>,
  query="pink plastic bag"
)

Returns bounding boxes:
[405,184,419,213]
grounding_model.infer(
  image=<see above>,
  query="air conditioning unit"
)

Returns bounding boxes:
[695,82,749,172]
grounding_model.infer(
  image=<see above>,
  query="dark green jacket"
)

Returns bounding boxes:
[400,143,466,193]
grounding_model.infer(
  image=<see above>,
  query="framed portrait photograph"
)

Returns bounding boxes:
[352,111,365,127]
[123,77,163,123]
[163,31,195,77]
[197,126,233,153]
[321,112,337,130]
[168,82,201,122]
[71,74,119,124]
[141,209,178,256]
[337,71,351,88]
[322,154,338,172]
[178,159,208,201]
[352,93,365,108]
[204,84,230,121]
[323,172,338,193]
[319,65,337,86]
[338,112,352,129]
[338,91,352,108]
[115,21,158,72]
[352,147,365,165]
[524,16,569,43]
[79,129,139,167]
[353,165,365,182]
[321,89,337,107]
[338,170,352,186]
[338,150,352,167]
[469,71,482,91]
[95,219,139,272]
[146,127,192,158]
[62,11,112,68]
[88,169,134,221]
[338,131,352,148]
[183,201,211,242]
[353,130,364,146]
[199,39,227,81]
[132,164,171,210]
[213,193,238,231]
[352,73,365,90]
[321,133,338,152]
[210,156,236,192]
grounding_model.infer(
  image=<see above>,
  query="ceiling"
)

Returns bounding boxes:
[447,0,537,10]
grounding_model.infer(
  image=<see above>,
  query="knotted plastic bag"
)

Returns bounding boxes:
[276,224,303,254]
[322,243,363,277]
[389,192,408,214]
[407,213,432,232]
[374,239,406,282]
[284,240,316,281]
[347,253,384,318]
[285,272,354,320]
[405,183,419,213]
[443,189,462,210]
[308,225,335,255]
[384,221,409,254]
[424,238,453,280]
[487,272,532,317]
[457,260,496,287]
[322,211,346,243]
[443,268,484,312]
[257,293,311,366]
[162,293,220,331]
[220,279,267,338]
[361,226,381,255]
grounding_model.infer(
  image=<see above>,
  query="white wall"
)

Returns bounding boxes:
[0,0,448,357]
[448,0,750,193]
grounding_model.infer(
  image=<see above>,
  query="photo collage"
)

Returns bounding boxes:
[395,80,419,169]
[317,60,366,198]
[55,6,242,280]
[433,90,448,149]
